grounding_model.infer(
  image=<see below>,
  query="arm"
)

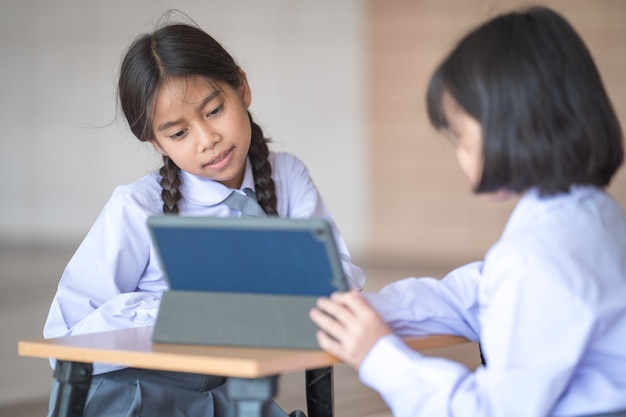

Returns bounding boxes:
[312,255,595,417]
[362,261,483,341]
[44,185,166,341]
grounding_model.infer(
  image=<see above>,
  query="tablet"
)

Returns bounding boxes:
[148,215,349,296]
[148,216,348,349]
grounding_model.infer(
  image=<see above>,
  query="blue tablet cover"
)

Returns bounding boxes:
[147,216,348,296]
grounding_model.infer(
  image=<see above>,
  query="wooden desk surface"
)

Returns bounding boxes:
[18,326,469,378]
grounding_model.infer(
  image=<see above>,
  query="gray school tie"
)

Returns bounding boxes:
[221,188,267,217]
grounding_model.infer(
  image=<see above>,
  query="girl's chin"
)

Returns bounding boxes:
[478,189,518,202]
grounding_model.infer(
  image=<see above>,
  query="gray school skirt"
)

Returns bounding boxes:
[47,367,296,417]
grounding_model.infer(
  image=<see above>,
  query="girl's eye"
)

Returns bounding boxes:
[169,129,187,140]
[207,104,224,117]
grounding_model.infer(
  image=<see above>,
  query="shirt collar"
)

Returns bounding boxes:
[179,158,256,206]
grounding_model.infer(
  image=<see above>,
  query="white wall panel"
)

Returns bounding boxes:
[0,0,367,254]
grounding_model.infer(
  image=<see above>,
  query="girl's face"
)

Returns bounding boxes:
[441,91,517,202]
[150,74,252,189]
[441,90,484,188]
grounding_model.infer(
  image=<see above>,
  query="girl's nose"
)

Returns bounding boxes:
[196,124,221,152]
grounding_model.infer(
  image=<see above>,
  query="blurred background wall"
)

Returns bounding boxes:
[1,0,624,265]
[0,0,368,253]
[366,0,626,266]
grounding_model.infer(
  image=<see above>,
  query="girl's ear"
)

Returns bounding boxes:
[237,70,252,108]
[150,140,168,156]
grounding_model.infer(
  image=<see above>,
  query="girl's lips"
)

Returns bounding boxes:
[205,147,234,168]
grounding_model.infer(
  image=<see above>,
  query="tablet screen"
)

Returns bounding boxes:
[148,216,348,296]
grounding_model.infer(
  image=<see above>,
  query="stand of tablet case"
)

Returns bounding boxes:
[148,216,349,349]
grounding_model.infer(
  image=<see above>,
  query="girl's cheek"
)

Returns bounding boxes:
[470,158,484,187]
[456,150,473,183]
[456,148,483,187]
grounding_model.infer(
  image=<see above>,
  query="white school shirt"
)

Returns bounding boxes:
[44,152,365,374]
[361,186,626,417]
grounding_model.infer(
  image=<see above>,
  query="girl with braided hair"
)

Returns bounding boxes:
[43,20,364,417]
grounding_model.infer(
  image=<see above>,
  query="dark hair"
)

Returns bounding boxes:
[118,23,277,214]
[426,6,623,196]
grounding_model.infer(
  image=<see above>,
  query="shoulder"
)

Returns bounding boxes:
[269,151,309,172]
[269,152,313,184]
[269,151,315,186]
[267,151,324,217]
[74,172,162,255]
[484,187,626,301]
[106,171,163,217]
[496,187,624,248]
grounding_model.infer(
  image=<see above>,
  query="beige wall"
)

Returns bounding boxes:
[365,0,626,266]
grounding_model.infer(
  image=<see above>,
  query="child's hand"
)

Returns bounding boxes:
[309,290,392,369]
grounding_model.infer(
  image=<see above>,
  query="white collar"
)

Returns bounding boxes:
[178,158,256,206]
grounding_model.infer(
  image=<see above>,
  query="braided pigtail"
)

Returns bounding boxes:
[159,155,182,214]
[248,113,278,216]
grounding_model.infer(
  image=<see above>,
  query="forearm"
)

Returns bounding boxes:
[362,262,483,340]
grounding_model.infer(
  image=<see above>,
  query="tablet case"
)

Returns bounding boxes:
[148,216,348,349]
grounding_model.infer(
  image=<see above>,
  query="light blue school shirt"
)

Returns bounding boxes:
[361,186,626,417]
[44,152,365,374]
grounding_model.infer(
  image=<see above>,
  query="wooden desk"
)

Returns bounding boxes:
[18,326,469,417]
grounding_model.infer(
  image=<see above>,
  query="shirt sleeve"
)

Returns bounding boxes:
[43,186,165,341]
[362,261,483,340]
[359,254,595,417]
[276,153,366,290]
